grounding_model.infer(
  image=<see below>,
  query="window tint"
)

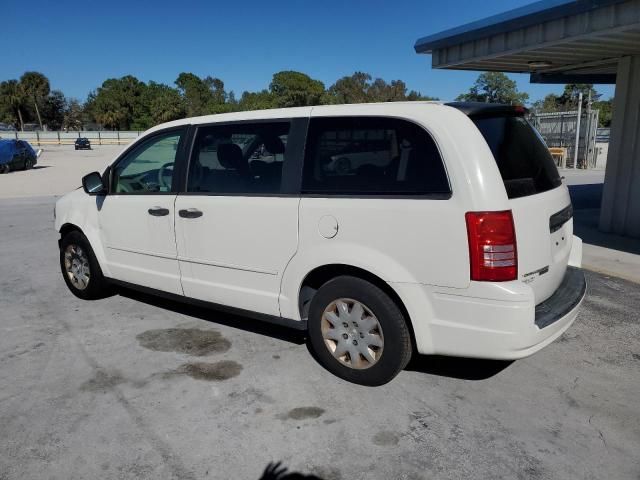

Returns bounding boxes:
[472,115,562,199]
[187,122,290,194]
[302,117,449,196]
[113,130,182,193]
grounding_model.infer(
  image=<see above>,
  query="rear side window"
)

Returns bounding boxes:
[472,115,562,199]
[302,117,450,196]
[188,122,290,194]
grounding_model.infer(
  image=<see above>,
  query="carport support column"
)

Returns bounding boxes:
[599,55,640,237]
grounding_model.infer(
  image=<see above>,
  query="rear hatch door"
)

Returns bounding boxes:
[465,107,572,304]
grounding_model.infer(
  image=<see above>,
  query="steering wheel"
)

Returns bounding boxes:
[157,162,174,190]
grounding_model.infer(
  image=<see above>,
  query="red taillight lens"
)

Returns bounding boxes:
[465,210,517,282]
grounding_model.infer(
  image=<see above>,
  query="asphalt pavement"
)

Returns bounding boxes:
[1,196,639,479]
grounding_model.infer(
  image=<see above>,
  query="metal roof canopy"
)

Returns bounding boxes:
[415,0,640,84]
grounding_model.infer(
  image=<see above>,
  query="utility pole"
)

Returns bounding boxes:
[573,92,583,169]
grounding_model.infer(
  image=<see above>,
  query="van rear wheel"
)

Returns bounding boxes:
[307,276,412,386]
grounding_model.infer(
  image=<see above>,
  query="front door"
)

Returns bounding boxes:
[174,120,301,316]
[98,128,186,294]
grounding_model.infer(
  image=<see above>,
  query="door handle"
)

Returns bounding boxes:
[179,208,203,219]
[148,206,170,216]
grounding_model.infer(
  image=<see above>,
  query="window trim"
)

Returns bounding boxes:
[106,126,188,196]
[300,115,452,199]
[180,117,308,197]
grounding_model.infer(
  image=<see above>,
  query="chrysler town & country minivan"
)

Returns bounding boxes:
[55,102,586,385]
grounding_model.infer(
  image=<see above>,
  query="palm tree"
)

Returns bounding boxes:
[0,80,26,131]
[20,72,50,130]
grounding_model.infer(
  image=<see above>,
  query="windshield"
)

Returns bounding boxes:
[472,115,562,199]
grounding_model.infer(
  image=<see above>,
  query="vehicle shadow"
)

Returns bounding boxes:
[117,287,511,380]
[117,287,306,345]
[32,165,50,170]
[406,354,513,380]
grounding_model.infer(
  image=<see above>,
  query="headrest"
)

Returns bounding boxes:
[263,136,285,155]
[199,134,218,149]
[217,143,244,170]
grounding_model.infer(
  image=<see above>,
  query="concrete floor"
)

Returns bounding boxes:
[1,196,639,479]
[0,145,122,199]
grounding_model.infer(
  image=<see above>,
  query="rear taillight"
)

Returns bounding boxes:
[465,210,517,282]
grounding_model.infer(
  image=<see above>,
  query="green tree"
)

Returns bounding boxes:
[457,72,529,105]
[323,72,437,105]
[238,90,276,111]
[593,98,613,127]
[531,93,562,113]
[63,99,84,131]
[323,72,371,104]
[269,71,325,108]
[175,72,226,116]
[89,76,145,129]
[146,82,186,124]
[20,71,50,130]
[41,90,66,130]
[0,80,27,130]
[531,85,611,127]
[559,84,600,109]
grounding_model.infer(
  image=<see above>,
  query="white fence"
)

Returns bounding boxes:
[0,130,142,146]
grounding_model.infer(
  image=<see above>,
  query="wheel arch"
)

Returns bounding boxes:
[59,222,85,240]
[298,263,417,349]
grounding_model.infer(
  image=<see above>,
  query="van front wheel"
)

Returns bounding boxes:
[307,276,412,386]
[60,230,111,300]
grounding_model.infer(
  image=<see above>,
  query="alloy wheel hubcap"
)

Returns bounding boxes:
[321,298,384,369]
[64,244,90,290]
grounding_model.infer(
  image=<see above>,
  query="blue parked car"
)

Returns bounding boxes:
[0,139,38,173]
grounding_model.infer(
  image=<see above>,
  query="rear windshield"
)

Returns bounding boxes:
[472,115,561,199]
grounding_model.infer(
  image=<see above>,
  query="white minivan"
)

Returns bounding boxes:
[55,102,586,385]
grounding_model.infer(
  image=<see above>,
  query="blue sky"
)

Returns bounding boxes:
[0,0,615,103]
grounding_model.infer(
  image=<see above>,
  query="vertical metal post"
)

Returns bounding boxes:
[36,130,40,146]
[57,131,61,145]
[573,92,583,169]
[98,131,101,145]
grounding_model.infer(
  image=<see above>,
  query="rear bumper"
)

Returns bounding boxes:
[535,267,586,329]
[392,267,586,360]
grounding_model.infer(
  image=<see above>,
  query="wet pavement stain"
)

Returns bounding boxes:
[372,430,400,446]
[280,407,325,420]
[136,328,231,356]
[177,361,242,381]
[80,370,125,393]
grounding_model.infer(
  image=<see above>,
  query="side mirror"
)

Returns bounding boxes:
[82,171,106,195]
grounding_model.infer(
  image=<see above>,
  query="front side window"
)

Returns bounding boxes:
[112,130,183,193]
[302,117,450,196]
[187,122,290,194]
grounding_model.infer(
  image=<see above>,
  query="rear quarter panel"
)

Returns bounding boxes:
[279,104,510,320]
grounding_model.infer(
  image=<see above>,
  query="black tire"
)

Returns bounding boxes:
[307,276,412,386]
[24,157,34,170]
[59,230,111,300]
[0,164,9,174]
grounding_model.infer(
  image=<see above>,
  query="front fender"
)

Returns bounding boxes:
[55,190,111,278]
